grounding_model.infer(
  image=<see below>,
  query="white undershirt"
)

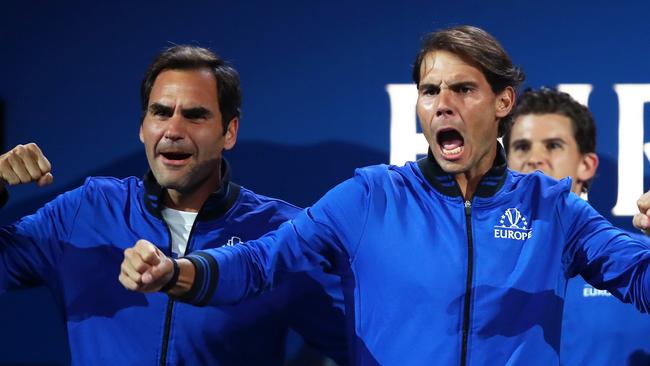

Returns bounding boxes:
[161,207,198,257]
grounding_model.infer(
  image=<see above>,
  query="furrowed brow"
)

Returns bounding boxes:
[419,83,440,91]
[149,103,174,116]
[182,107,213,120]
[448,81,479,89]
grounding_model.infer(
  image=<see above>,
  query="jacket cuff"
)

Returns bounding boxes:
[173,252,219,306]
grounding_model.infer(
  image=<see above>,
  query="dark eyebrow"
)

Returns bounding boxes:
[447,81,479,90]
[182,106,213,120]
[419,83,439,90]
[510,138,531,146]
[149,103,174,116]
[542,138,566,144]
[418,83,440,94]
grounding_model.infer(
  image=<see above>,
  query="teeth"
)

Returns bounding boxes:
[442,146,463,155]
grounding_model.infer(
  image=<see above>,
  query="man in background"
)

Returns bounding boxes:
[503,87,650,365]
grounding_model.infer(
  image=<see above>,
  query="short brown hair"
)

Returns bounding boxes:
[412,25,524,93]
[140,45,241,134]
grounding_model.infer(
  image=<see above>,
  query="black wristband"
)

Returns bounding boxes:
[172,253,219,306]
[159,257,180,293]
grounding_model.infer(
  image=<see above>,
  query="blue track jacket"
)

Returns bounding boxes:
[0,160,347,365]
[182,147,650,366]
[560,230,650,365]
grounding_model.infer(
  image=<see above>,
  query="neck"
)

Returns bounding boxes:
[454,146,497,200]
[164,165,222,213]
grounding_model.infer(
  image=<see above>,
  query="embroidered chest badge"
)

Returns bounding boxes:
[493,208,533,240]
[225,236,242,246]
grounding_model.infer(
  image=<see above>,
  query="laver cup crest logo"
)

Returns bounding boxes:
[225,236,242,247]
[503,208,526,229]
[494,208,533,240]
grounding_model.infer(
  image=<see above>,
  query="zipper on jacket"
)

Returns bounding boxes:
[460,200,474,366]
[159,218,201,366]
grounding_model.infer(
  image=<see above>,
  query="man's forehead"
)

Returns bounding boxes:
[512,113,576,140]
[419,50,486,84]
[152,69,216,91]
[149,69,219,105]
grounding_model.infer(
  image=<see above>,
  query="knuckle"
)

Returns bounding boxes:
[135,239,148,248]
[133,261,148,273]
[119,275,133,289]
[14,145,28,157]
[6,152,18,164]
[144,245,157,257]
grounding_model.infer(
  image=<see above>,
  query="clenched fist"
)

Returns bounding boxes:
[0,143,53,187]
[633,191,650,236]
[119,239,175,292]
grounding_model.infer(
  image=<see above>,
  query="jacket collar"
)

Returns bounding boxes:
[143,158,241,221]
[417,143,508,198]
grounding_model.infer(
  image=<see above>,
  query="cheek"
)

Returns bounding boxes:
[419,96,435,110]
[141,122,161,141]
[507,156,521,167]
[418,122,434,145]
[417,97,435,118]
[417,98,435,131]
[196,133,225,156]
[142,131,161,150]
[552,155,576,174]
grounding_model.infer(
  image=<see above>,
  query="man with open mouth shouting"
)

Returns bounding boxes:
[121,26,650,366]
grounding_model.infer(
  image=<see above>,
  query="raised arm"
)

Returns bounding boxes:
[0,143,53,191]
[633,190,650,236]
[120,171,373,305]
[562,192,650,313]
[0,143,80,292]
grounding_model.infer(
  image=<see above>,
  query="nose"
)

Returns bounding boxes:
[163,114,186,141]
[525,144,547,171]
[436,88,455,118]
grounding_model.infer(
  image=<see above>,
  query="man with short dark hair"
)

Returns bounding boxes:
[0,45,347,365]
[121,27,650,365]
[503,88,598,195]
[503,88,650,366]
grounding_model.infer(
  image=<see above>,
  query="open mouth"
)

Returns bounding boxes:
[436,128,464,158]
[160,152,192,161]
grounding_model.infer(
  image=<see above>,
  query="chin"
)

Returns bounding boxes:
[439,163,468,175]
[433,155,467,174]
[154,173,189,190]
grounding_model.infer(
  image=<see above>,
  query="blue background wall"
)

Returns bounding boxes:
[1,1,649,364]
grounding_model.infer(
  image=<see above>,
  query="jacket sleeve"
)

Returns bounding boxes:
[0,185,83,293]
[561,191,650,313]
[182,171,372,306]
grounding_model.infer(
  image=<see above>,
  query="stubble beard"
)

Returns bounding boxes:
[154,157,221,195]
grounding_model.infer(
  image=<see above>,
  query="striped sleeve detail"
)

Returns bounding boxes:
[175,252,219,306]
